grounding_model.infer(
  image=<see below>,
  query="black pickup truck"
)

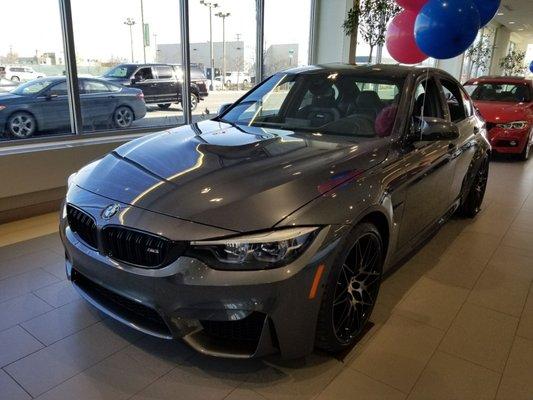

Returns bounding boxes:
[101,63,208,111]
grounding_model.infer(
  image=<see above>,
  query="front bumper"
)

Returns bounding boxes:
[487,126,531,154]
[60,186,341,359]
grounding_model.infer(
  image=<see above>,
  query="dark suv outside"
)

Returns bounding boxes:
[101,63,208,111]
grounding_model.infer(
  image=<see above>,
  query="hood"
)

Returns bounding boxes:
[0,93,23,102]
[75,120,389,232]
[474,100,529,123]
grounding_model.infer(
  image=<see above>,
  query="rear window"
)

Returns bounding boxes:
[465,82,531,103]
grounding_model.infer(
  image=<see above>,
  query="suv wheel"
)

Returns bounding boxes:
[157,104,172,110]
[7,112,37,139]
[315,223,383,353]
[181,93,198,111]
[11,76,20,82]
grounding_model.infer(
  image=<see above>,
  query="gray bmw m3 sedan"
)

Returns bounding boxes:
[60,64,490,359]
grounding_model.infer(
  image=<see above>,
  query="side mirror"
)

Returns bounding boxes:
[412,118,459,142]
[130,77,138,85]
[45,93,58,100]
[218,103,232,115]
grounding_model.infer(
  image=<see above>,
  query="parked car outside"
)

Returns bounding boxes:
[101,63,205,111]
[171,64,209,98]
[464,76,533,160]
[61,64,490,359]
[0,77,19,93]
[2,65,46,82]
[0,77,146,139]
[224,70,251,86]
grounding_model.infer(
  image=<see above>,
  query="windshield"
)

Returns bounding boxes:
[220,72,404,138]
[11,79,56,95]
[103,65,136,78]
[465,82,531,103]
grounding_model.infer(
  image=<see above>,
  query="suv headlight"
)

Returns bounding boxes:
[188,227,320,270]
[497,121,528,130]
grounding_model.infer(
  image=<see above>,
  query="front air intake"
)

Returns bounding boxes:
[102,226,183,268]
[66,205,98,249]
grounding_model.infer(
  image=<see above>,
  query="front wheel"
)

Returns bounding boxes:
[11,76,20,82]
[113,106,134,129]
[457,156,489,218]
[181,93,198,111]
[7,112,37,139]
[315,223,383,353]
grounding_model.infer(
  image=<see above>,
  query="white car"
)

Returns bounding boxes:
[2,66,46,82]
[224,71,251,85]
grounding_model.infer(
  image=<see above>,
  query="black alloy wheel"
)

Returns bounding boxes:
[459,157,489,218]
[316,223,383,352]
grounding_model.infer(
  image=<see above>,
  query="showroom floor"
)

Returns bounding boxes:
[0,156,532,400]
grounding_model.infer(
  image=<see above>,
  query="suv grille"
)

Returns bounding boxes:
[102,227,174,267]
[66,205,98,249]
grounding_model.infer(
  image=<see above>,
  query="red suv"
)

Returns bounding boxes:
[464,76,533,160]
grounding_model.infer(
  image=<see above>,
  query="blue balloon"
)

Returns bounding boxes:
[473,0,500,27]
[530,60,533,74]
[415,0,481,59]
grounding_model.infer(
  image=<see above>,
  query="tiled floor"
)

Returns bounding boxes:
[1,156,532,400]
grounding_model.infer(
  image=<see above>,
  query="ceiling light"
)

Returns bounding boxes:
[509,21,515,24]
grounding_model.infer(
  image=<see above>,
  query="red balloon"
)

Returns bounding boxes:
[386,10,428,64]
[396,0,427,11]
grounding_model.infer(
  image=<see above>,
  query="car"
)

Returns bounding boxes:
[101,63,205,111]
[60,64,490,359]
[2,65,46,82]
[224,70,251,86]
[171,64,209,98]
[0,77,146,139]
[0,77,19,93]
[464,76,532,160]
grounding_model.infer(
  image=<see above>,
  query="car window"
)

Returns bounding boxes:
[221,72,405,138]
[412,78,443,120]
[11,79,55,95]
[464,82,532,103]
[155,66,174,79]
[134,67,154,81]
[104,65,135,78]
[84,80,110,93]
[439,79,467,122]
[48,82,68,96]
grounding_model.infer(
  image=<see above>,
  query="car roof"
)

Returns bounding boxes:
[280,63,449,80]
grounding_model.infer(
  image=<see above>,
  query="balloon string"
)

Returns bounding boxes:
[418,67,430,140]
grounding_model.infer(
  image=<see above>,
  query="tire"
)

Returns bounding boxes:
[315,223,384,353]
[157,103,172,110]
[113,106,134,129]
[457,156,489,218]
[181,93,198,111]
[11,76,20,82]
[519,133,531,161]
[7,112,37,139]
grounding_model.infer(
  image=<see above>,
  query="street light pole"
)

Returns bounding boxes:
[200,0,218,91]
[140,0,146,63]
[124,17,136,62]
[215,12,230,86]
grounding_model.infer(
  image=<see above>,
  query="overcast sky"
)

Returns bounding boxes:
[1,0,311,65]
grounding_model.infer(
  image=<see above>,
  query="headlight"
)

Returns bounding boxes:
[188,227,320,270]
[497,121,528,130]
[67,172,77,188]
